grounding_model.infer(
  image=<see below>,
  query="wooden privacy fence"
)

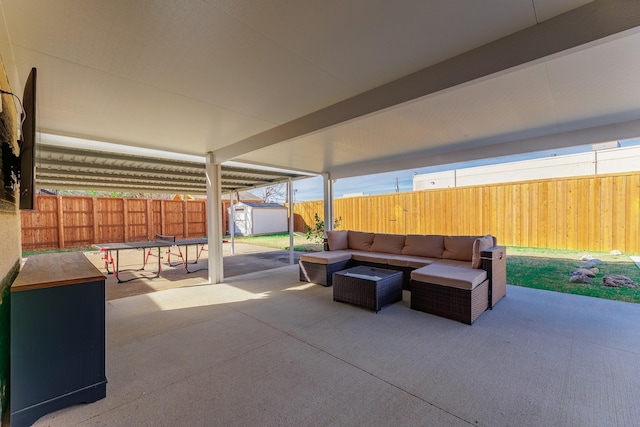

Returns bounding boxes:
[21,195,208,251]
[21,172,640,253]
[291,172,640,254]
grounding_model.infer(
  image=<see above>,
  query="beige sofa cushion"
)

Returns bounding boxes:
[300,251,352,265]
[388,255,436,269]
[369,233,406,254]
[348,231,375,251]
[401,235,444,258]
[326,230,348,251]
[411,264,488,290]
[432,259,472,268]
[471,235,494,268]
[350,251,392,265]
[442,236,479,261]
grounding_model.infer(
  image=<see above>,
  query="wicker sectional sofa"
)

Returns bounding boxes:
[299,230,506,324]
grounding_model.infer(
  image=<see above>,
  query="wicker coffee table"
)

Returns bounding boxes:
[333,266,403,312]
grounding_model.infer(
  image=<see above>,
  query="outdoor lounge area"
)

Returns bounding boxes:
[30,262,640,426]
[3,2,640,426]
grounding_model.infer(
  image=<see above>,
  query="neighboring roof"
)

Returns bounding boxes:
[222,190,262,201]
[236,202,286,209]
[35,143,309,195]
[2,2,639,183]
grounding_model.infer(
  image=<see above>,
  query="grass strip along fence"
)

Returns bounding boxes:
[506,247,640,304]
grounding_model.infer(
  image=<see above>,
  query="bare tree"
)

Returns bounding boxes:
[257,184,286,203]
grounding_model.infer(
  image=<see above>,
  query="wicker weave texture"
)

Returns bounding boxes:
[410,279,489,324]
[333,266,403,312]
[299,260,351,286]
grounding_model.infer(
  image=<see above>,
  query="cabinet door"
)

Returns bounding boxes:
[11,280,106,413]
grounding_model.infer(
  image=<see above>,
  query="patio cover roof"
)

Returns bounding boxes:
[3,1,640,285]
[35,137,309,195]
[1,1,640,181]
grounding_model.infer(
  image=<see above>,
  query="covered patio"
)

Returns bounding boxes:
[34,264,640,426]
[3,0,640,284]
[2,1,640,426]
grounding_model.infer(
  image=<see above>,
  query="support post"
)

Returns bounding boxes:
[323,173,334,237]
[230,192,235,255]
[288,178,294,264]
[206,153,224,284]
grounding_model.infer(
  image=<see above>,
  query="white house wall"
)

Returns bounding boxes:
[413,170,457,190]
[413,146,640,189]
[595,145,640,175]
[455,152,595,186]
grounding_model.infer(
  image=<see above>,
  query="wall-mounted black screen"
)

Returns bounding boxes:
[20,67,36,210]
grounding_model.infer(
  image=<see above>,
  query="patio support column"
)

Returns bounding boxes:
[230,191,235,255]
[323,173,334,237]
[288,178,294,264]
[206,153,224,284]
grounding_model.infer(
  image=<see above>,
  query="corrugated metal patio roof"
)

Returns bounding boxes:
[35,143,311,195]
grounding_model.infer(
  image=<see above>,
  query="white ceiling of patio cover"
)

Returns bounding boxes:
[1,0,639,181]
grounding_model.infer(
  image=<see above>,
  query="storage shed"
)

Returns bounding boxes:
[228,202,288,236]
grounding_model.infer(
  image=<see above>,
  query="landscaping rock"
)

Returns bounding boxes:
[602,275,638,288]
[580,259,603,268]
[569,272,592,283]
[610,249,623,255]
[571,268,597,278]
[581,255,594,261]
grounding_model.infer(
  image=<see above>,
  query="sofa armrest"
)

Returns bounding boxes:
[480,246,506,308]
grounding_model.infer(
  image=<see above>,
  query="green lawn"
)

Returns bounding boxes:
[225,232,324,252]
[506,246,640,304]
[22,246,94,257]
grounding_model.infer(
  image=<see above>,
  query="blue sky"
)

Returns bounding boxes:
[291,137,640,202]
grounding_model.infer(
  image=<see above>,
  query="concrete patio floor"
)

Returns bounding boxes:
[82,242,302,301]
[31,253,640,426]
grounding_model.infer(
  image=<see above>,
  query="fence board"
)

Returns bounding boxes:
[187,200,207,237]
[612,176,627,252]
[163,200,185,238]
[21,195,59,250]
[555,181,567,249]
[600,177,613,252]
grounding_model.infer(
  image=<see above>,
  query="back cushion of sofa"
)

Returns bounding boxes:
[471,234,495,268]
[326,230,348,251]
[369,233,406,254]
[442,236,479,261]
[347,231,375,251]
[401,235,445,258]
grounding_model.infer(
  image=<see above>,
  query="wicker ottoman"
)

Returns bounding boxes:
[333,266,403,313]
[410,264,489,325]
[299,251,353,286]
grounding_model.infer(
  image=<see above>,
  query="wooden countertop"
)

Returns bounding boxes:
[12,252,106,292]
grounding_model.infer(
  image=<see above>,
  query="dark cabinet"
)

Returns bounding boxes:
[11,252,107,427]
